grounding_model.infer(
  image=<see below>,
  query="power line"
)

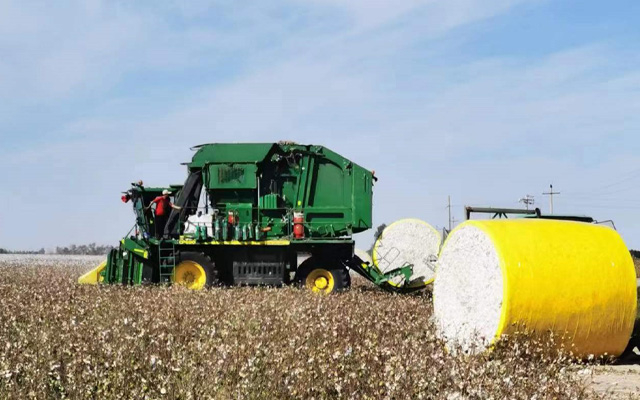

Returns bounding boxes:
[565,167,640,195]
[597,169,640,191]
[565,204,640,210]
[564,185,638,200]
[569,198,640,206]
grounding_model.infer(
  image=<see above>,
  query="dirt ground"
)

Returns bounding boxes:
[588,352,640,399]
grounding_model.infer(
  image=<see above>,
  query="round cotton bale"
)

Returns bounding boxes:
[373,219,441,287]
[433,219,637,357]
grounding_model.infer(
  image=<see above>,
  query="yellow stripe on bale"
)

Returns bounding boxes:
[77,260,107,285]
[433,219,637,358]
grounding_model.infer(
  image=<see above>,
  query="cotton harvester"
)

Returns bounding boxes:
[78,142,421,293]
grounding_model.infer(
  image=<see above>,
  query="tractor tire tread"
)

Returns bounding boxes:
[178,252,219,287]
[295,258,351,293]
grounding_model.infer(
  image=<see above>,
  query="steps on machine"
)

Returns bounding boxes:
[158,241,176,283]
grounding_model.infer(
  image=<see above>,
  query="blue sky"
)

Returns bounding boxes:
[1,0,640,251]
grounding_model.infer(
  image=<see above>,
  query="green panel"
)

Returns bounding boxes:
[211,190,255,206]
[352,165,373,232]
[304,207,352,237]
[191,143,273,167]
[281,180,297,208]
[208,164,257,189]
[309,160,345,207]
[177,142,373,241]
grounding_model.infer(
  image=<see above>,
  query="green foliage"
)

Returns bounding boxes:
[0,248,44,254]
[55,243,113,255]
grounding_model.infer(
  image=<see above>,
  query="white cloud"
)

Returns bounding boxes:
[297,0,535,33]
[0,0,537,103]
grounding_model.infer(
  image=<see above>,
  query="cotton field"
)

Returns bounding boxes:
[0,255,602,399]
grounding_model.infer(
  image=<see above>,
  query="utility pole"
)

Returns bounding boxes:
[519,195,535,210]
[447,195,452,231]
[542,184,560,214]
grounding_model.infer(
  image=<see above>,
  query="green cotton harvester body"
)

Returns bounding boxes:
[78,142,417,293]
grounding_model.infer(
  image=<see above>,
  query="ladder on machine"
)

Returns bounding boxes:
[158,241,177,283]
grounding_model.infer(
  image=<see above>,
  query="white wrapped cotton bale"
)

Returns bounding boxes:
[434,219,637,357]
[373,219,441,287]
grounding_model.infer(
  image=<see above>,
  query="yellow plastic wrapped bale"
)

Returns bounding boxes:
[77,261,107,285]
[433,219,637,357]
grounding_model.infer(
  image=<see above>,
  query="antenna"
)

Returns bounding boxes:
[518,195,535,210]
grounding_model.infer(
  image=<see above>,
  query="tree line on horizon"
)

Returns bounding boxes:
[0,248,45,255]
[54,243,114,255]
[0,243,113,256]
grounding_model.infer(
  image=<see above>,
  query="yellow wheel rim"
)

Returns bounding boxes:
[173,260,207,290]
[305,268,335,294]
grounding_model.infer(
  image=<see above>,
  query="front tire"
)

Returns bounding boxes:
[173,252,218,290]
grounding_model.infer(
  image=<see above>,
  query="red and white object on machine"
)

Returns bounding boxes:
[293,212,305,239]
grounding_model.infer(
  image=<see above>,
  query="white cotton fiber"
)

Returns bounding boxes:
[433,224,503,354]
[373,219,442,286]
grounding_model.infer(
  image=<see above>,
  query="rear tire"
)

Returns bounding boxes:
[174,252,218,290]
[296,258,350,294]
